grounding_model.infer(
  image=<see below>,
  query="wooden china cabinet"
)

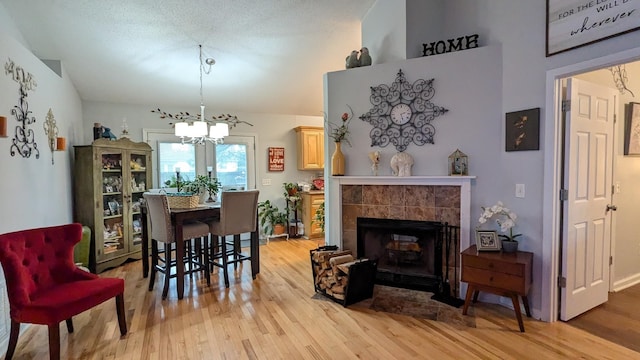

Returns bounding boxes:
[73,138,152,273]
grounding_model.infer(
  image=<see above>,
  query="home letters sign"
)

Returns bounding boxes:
[546,0,640,56]
[268,147,285,171]
[422,34,479,57]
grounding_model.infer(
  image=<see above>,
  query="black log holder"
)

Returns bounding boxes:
[310,245,377,307]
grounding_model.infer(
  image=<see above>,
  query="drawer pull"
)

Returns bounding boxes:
[489,276,494,282]
[488,263,494,268]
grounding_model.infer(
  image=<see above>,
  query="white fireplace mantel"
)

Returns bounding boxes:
[332,175,475,186]
[326,175,476,251]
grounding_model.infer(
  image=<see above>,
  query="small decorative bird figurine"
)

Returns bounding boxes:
[346,50,359,69]
[359,47,372,66]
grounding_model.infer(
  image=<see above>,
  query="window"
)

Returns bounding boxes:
[158,143,196,186]
[144,129,255,191]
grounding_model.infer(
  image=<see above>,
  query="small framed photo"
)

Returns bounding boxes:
[108,201,119,215]
[624,102,640,156]
[505,108,540,152]
[475,230,501,251]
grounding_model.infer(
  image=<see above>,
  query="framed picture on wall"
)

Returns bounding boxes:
[624,102,640,155]
[546,0,640,56]
[505,108,540,152]
[268,147,285,171]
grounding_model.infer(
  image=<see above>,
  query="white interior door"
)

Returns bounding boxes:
[560,78,616,321]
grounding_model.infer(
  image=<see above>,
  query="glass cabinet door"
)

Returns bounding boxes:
[128,150,149,249]
[100,150,125,257]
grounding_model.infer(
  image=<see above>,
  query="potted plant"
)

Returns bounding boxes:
[183,174,221,202]
[283,182,299,197]
[478,201,521,252]
[257,200,288,235]
[312,201,325,233]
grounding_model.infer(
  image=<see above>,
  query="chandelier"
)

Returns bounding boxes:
[152,45,253,144]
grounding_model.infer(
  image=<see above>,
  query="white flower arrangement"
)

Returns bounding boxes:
[478,201,521,242]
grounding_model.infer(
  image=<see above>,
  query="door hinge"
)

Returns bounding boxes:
[610,256,613,266]
[558,276,567,288]
[559,189,569,201]
[613,113,617,123]
[562,100,571,112]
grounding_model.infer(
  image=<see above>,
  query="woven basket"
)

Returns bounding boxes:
[166,194,199,209]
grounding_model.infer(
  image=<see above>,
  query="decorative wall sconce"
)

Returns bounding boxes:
[43,108,59,165]
[5,58,39,159]
[0,116,7,137]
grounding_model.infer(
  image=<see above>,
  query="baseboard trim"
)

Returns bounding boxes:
[612,273,640,292]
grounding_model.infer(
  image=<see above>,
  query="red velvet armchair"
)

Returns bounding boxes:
[0,223,127,360]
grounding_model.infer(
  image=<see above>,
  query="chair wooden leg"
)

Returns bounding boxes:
[186,240,193,277]
[162,244,172,299]
[233,234,241,270]
[203,236,211,286]
[48,323,61,360]
[65,318,74,333]
[210,236,220,273]
[221,236,230,288]
[116,293,128,336]
[149,239,159,291]
[5,319,20,360]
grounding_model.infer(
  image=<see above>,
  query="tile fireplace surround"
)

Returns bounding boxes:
[327,176,475,296]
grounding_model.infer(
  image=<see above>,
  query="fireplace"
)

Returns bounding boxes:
[357,217,444,292]
[330,177,474,302]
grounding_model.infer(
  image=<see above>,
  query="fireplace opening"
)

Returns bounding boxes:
[357,217,443,293]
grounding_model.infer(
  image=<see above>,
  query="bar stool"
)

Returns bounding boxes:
[208,190,259,288]
[143,192,211,298]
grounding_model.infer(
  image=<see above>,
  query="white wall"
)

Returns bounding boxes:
[406,0,444,59]
[362,0,407,64]
[0,4,84,349]
[82,101,323,214]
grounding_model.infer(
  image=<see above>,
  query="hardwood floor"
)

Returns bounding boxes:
[568,283,640,353]
[7,238,640,359]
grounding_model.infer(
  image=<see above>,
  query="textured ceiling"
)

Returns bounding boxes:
[1,0,375,116]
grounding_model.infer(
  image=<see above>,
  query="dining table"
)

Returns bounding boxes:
[140,203,260,299]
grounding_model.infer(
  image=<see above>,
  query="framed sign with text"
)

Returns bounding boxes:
[546,0,640,56]
[268,147,285,171]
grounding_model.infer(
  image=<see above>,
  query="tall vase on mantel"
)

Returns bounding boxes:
[331,141,345,176]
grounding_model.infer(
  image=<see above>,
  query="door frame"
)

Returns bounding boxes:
[543,47,640,322]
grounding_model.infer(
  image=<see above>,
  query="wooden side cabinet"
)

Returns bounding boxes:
[301,191,324,239]
[294,126,324,170]
[461,245,533,332]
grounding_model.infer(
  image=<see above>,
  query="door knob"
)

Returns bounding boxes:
[606,204,617,212]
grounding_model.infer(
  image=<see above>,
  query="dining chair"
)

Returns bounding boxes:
[143,192,211,299]
[0,223,127,360]
[209,189,260,288]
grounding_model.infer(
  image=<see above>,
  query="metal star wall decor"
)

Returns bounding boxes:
[359,69,449,152]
